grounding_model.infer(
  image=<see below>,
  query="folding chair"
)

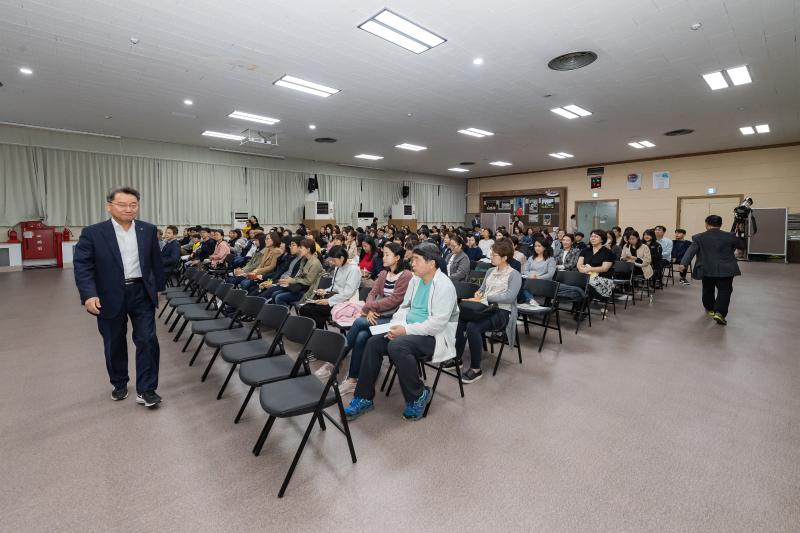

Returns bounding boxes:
[161,271,210,321]
[214,303,289,398]
[208,253,235,278]
[382,350,464,416]
[164,274,217,325]
[251,329,354,498]
[452,281,480,301]
[554,271,591,334]
[233,315,315,423]
[467,269,486,284]
[518,279,562,352]
[611,261,636,309]
[172,283,239,342]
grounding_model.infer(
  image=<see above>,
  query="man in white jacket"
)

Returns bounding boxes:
[344,242,459,422]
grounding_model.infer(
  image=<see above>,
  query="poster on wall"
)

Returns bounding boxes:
[527,199,538,213]
[542,214,552,225]
[514,197,525,216]
[485,200,498,211]
[653,171,671,189]
[529,215,539,223]
[540,198,555,209]
[627,173,642,190]
[499,199,512,210]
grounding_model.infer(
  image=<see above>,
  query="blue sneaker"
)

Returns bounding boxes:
[344,396,374,421]
[402,387,431,421]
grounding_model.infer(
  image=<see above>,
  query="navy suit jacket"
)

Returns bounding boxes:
[161,239,181,271]
[74,219,165,318]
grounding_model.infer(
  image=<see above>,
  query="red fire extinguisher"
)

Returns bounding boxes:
[7,228,19,243]
[63,227,72,241]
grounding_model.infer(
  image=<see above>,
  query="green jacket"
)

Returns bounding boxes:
[287,254,324,301]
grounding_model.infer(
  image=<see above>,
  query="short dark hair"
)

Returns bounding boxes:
[412,241,441,263]
[211,228,224,236]
[492,239,515,261]
[290,235,304,247]
[201,227,211,233]
[106,186,140,203]
[575,231,584,238]
[591,229,608,242]
[166,225,179,235]
[299,238,316,253]
[562,233,574,243]
[328,245,348,261]
[612,226,621,232]
[254,233,267,248]
[675,228,686,234]
[705,215,723,227]
[230,228,242,240]
[655,225,667,232]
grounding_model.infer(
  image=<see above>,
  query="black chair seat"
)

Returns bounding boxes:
[205,328,253,347]
[164,288,191,297]
[191,319,242,335]
[175,301,212,313]
[239,355,297,386]
[259,375,335,418]
[221,338,275,364]
[169,296,201,307]
[180,308,219,321]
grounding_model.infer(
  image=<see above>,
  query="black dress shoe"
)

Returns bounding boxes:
[111,386,128,401]
[136,390,162,408]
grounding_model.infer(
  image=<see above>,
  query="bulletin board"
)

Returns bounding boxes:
[479,187,567,231]
[748,207,788,258]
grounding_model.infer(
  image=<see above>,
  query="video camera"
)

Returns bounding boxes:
[732,197,756,234]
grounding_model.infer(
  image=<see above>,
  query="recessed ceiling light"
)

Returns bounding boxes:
[549,152,574,159]
[396,143,427,151]
[183,99,193,106]
[562,104,592,117]
[550,107,579,119]
[473,57,484,65]
[640,140,655,147]
[273,75,340,98]
[448,167,469,172]
[202,131,245,141]
[739,126,755,135]
[19,67,33,75]
[690,22,703,31]
[628,142,644,149]
[755,124,770,133]
[457,128,494,138]
[355,154,384,160]
[129,37,140,45]
[104,115,113,120]
[702,71,729,90]
[359,9,445,54]
[726,65,752,86]
[489,161,512,166]
[309,124,317,130]
[228,110,280,125]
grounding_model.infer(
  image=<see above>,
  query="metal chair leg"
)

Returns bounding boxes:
[201,347,221,382]
[252,415,277,456]
[181,333,194,353]
[234,386,255,423]
[189,339,205,366]
[277,412,318,498]
[216,364,237,399]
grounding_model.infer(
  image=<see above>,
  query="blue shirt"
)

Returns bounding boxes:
[406,278,432,324]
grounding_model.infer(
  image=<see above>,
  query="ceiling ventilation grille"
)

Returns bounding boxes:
[548,51,598,71]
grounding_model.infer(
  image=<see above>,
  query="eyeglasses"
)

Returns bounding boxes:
[110,202,139,210]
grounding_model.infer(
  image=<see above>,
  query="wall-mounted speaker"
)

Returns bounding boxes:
[308,174,319,193]
[402,185,409,198]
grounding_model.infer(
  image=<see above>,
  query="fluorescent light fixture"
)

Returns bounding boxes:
[273,75,340,98]
[702,71,729,90]
[739,126,755,135]
[355,154,384,160]
[448,167,469,172]
[562,104,592,117]
[0,121,120,138]
[726,65,751,86]
[202,130,245,141]
[457,127,494,138]
[309,124,317,130]
[228,110,280,125]
[640,140,655,147]
[473,57,484,65]
[549,153,565,159]
[359,9,445,54]
[548,152,573,159]
[209,147,285,160]
[628,142,644,149]
[19,67,33,75]
[395,143,427,151]
[183,99,193,106]
[550,107,579,119]
[489,161,512,166]
[558,152,574,158]
[755,124,770,133]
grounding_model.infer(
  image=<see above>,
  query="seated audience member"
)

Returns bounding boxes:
[654,225,672,262]
[573,231,588,250]
[206,229,231,268]
[446,235,470,282]
[521,227,535,246]
[464,234,483,261]
[254,236,302,298]
[299,245,361,329]
[238,232,281,291]
[344,242,458,422]
[642,229,663,284]
[611,226,623,247]
[272,239,323,307]
[605,231,621,261]
[452,239,521,383]
[577,229,615,299]
[230,233,266,286]
[569,213,578,233]
[672,229,692,285]
[344,230,359,263]
[621,227,635,249]
[188,227,215,266]
[478,228,495,258]
[180,229,198,255]
[340,243,412,394]
[157,228,165,250]
[307,231,322,254]
[541,228,554,246]
[440,232,453,262]
[555,233,580,271]
[232,229,255,268]
[179,227,192,247]
[520,238,556,302]
[620,230,653,280]
[358,237,379,281]
[510,235,527,264]
[161,225,181,275]
[242,215,258,235]
[552,229,566,256]
[228,229,246,255]
[495,229,508,242]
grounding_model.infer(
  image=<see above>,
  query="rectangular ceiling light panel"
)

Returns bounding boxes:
[755,124,769,133]
[274,75,340,97]
[202,130,245,141]
[355,154,384,160]
[395,143,427,151]
[702,71,729,90]
[489,161,512,166]
[448,167,469,172]
[457,127,494,138]
[359,9,446,54]
[726,65,751,86]
[228,111,280,125]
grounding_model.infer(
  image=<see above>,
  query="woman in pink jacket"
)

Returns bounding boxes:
[339,242,412,396]
[208,229,231,268]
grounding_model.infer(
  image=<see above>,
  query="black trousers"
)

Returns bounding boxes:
[96,283,160,393]
[298,302,332,329]
[354,334,435,403]
[701,276,734,317]
[455,309,509,370]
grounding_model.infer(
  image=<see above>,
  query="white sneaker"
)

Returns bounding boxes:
[338,379,357,396]
[314,363,333,380]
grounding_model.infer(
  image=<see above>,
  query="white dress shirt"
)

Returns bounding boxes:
[111,217,142,279]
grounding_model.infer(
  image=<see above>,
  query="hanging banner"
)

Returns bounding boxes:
[653,171,670,189]
[627,173,642,190]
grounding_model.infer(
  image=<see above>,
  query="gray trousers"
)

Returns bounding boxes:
[354,334,435,403]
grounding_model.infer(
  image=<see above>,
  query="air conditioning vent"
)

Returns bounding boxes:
[314,137,337,143]
[548,51,598,71]
[664,128,694,136]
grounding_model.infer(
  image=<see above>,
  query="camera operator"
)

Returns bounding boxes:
[676,215,747,325]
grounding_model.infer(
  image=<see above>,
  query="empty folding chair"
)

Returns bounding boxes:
[452,281,480,302]
[518,279,562,352]
[164,275,218,325]
[233,315,315,423]
[172,283,239,342]
[251,329,354,498]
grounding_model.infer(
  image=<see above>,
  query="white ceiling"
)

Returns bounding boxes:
[1,0,799,177]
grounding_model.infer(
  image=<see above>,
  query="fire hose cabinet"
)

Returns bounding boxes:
[20,221,56,260]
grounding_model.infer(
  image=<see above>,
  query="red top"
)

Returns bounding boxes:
[358,253,374,272]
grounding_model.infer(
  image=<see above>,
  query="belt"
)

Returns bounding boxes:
[124,277,143,285]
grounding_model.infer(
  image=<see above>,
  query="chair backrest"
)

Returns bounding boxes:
[204,277,223,294]
[469,269,486,281]
[473,261,491,272]
[524,279,559,303]
[256,304,290,332]
[452,281,480,301]
[237,295,267,317]
[303,329,346,366]
[197,274,214,290]
[213,282,234,300]
[278,315,316,345]
[318,276,333,291]
[358,286,372,301]
[222,288,247,308]
[612,261,634,279]
[554,270,590,290]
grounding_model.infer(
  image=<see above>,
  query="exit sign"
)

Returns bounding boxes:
[590,175,602,189]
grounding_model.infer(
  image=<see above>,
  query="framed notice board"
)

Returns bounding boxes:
[479,187,567,232]
[748,208,788,260]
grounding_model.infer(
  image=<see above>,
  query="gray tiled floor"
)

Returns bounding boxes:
[1,263,798,532]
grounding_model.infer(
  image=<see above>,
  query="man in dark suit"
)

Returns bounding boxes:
[677,214,746,325]
[73,186,165,406]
